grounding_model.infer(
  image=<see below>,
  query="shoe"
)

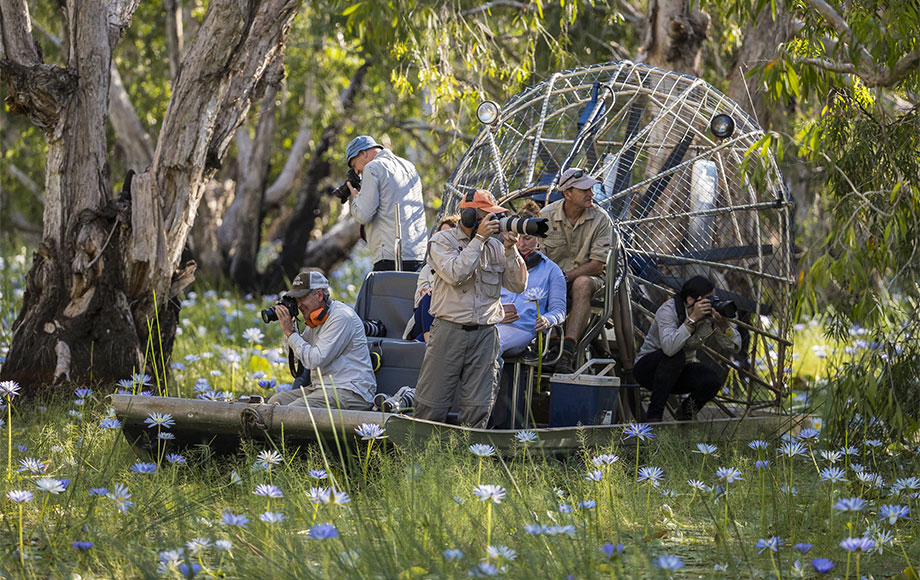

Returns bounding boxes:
[555,338,577,374]
[675,398,698,421]
[644,410,664,423]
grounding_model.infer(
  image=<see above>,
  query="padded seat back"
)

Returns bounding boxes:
[367,338,427,396]
[354,271,419,339]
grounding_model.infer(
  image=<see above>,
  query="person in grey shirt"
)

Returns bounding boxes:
[345,136,427,272]
[634,275,741,422]
[268,271,376,409]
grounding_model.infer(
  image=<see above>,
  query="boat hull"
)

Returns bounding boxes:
[113,394,801,459]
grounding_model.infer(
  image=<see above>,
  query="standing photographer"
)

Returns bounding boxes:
[267,271,376,409]
[634,275,741,422]
[413,190,528,428]
[345,136,427,271]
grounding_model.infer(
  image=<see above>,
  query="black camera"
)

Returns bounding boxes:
[709,295,737,319]
[459,209,549,238]
[362,319,387,337]
[373,386,415,413]
[330,168,361,204]
[261,296,299,324]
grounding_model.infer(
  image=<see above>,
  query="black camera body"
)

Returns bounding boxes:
[459,209,549,238]
[261,296,299,324]
[374,386,415,413]
[330,168,361,204]
[708,295,737,319]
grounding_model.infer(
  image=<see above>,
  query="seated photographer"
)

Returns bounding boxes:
[539,168,613,373]
[633,275,741,422]
[267,271,376,409]
[403,215,460,342]
[497,201,567,355]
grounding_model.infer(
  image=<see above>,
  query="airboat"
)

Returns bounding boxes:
[115,60,797,458]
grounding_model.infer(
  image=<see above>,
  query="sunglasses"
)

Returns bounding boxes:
[559,168,586,189]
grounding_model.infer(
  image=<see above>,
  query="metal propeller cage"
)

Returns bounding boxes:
[440,60,795,412]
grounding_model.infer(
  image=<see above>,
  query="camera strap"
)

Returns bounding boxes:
[287,319,305,379]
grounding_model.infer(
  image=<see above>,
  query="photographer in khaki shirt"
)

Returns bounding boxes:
[414,190,528,428]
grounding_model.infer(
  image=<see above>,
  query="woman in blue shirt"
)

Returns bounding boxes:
[497,202,567,355]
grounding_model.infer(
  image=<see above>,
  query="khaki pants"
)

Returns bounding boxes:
[267,385,372,410]
[414,319,501,428]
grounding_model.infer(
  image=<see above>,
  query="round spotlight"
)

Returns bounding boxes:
[710,114,735,139]
[476,100,501,125]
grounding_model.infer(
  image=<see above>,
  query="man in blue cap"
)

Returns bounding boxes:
[345,136,427,271]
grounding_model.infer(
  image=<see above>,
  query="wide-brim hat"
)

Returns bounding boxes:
[284,271,329,298]
[459,189,507,214]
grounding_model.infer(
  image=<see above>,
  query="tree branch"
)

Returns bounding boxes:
[109,62,154,170]
[460,1,533,17]
[795,56,857,75]
[0,0,42,64]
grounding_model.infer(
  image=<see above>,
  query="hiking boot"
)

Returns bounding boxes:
[675,398,698,421]
[555,338,577,375]
[644,408,664,423]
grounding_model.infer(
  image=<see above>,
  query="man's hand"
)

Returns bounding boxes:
[686,298,712,324]
[274,304,295,337]
[501,231,518,250]
[534,316,551,332]
[475,214,500,239]
[712,309,730,330]
[347,181,359,201]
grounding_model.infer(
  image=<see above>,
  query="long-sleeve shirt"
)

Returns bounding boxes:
[636,298,741,363]
[282,300,377,403]
[348,149,427,263]
[427,227,528,325]
[499,252,567,336]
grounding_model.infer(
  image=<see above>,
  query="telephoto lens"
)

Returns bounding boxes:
[497,216,550,237]
[709,296,737,319]
[362,319,387,337]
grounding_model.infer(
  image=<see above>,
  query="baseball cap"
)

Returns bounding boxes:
[459,189,507,214]
[345,136,383,166]
[558,168,599,190]
[284,271,329,298]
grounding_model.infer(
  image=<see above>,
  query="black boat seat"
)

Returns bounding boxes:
[354,271,420,339]
[367,337,427,396]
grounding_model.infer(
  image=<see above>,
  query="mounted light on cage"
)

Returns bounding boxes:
[710,114,735,139]
[476,100,501,125]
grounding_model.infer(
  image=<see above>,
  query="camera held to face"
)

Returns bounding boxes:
[329,168,361,204]
[261,296,299,324]
[708,295,737,319]
[459,209,549,237]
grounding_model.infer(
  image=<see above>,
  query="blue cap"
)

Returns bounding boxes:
[345,136,383,166]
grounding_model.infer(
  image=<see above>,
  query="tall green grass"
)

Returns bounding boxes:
[1,244,918,578]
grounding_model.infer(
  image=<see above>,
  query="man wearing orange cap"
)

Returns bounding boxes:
[413,190,528,428]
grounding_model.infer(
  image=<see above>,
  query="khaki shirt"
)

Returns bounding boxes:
[427,227,528,325]
[540,200,613,272]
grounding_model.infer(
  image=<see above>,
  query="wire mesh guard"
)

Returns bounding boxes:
[440,60,795,411]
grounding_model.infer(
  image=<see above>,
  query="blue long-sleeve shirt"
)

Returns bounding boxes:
[499,252,567,336]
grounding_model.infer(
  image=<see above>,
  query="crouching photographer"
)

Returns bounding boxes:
[265,271,377,409]
[634,275,741,422]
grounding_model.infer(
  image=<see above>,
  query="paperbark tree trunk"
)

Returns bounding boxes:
[0,0,301,396]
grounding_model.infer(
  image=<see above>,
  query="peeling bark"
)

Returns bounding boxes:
[639,0,709,76]
[0,0,301,396]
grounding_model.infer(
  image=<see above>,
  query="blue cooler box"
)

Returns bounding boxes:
[549,359,621,427]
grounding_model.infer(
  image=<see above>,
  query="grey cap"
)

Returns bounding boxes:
[558,167,600,190]
[345,135,383,166]
[284,271,329,298]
